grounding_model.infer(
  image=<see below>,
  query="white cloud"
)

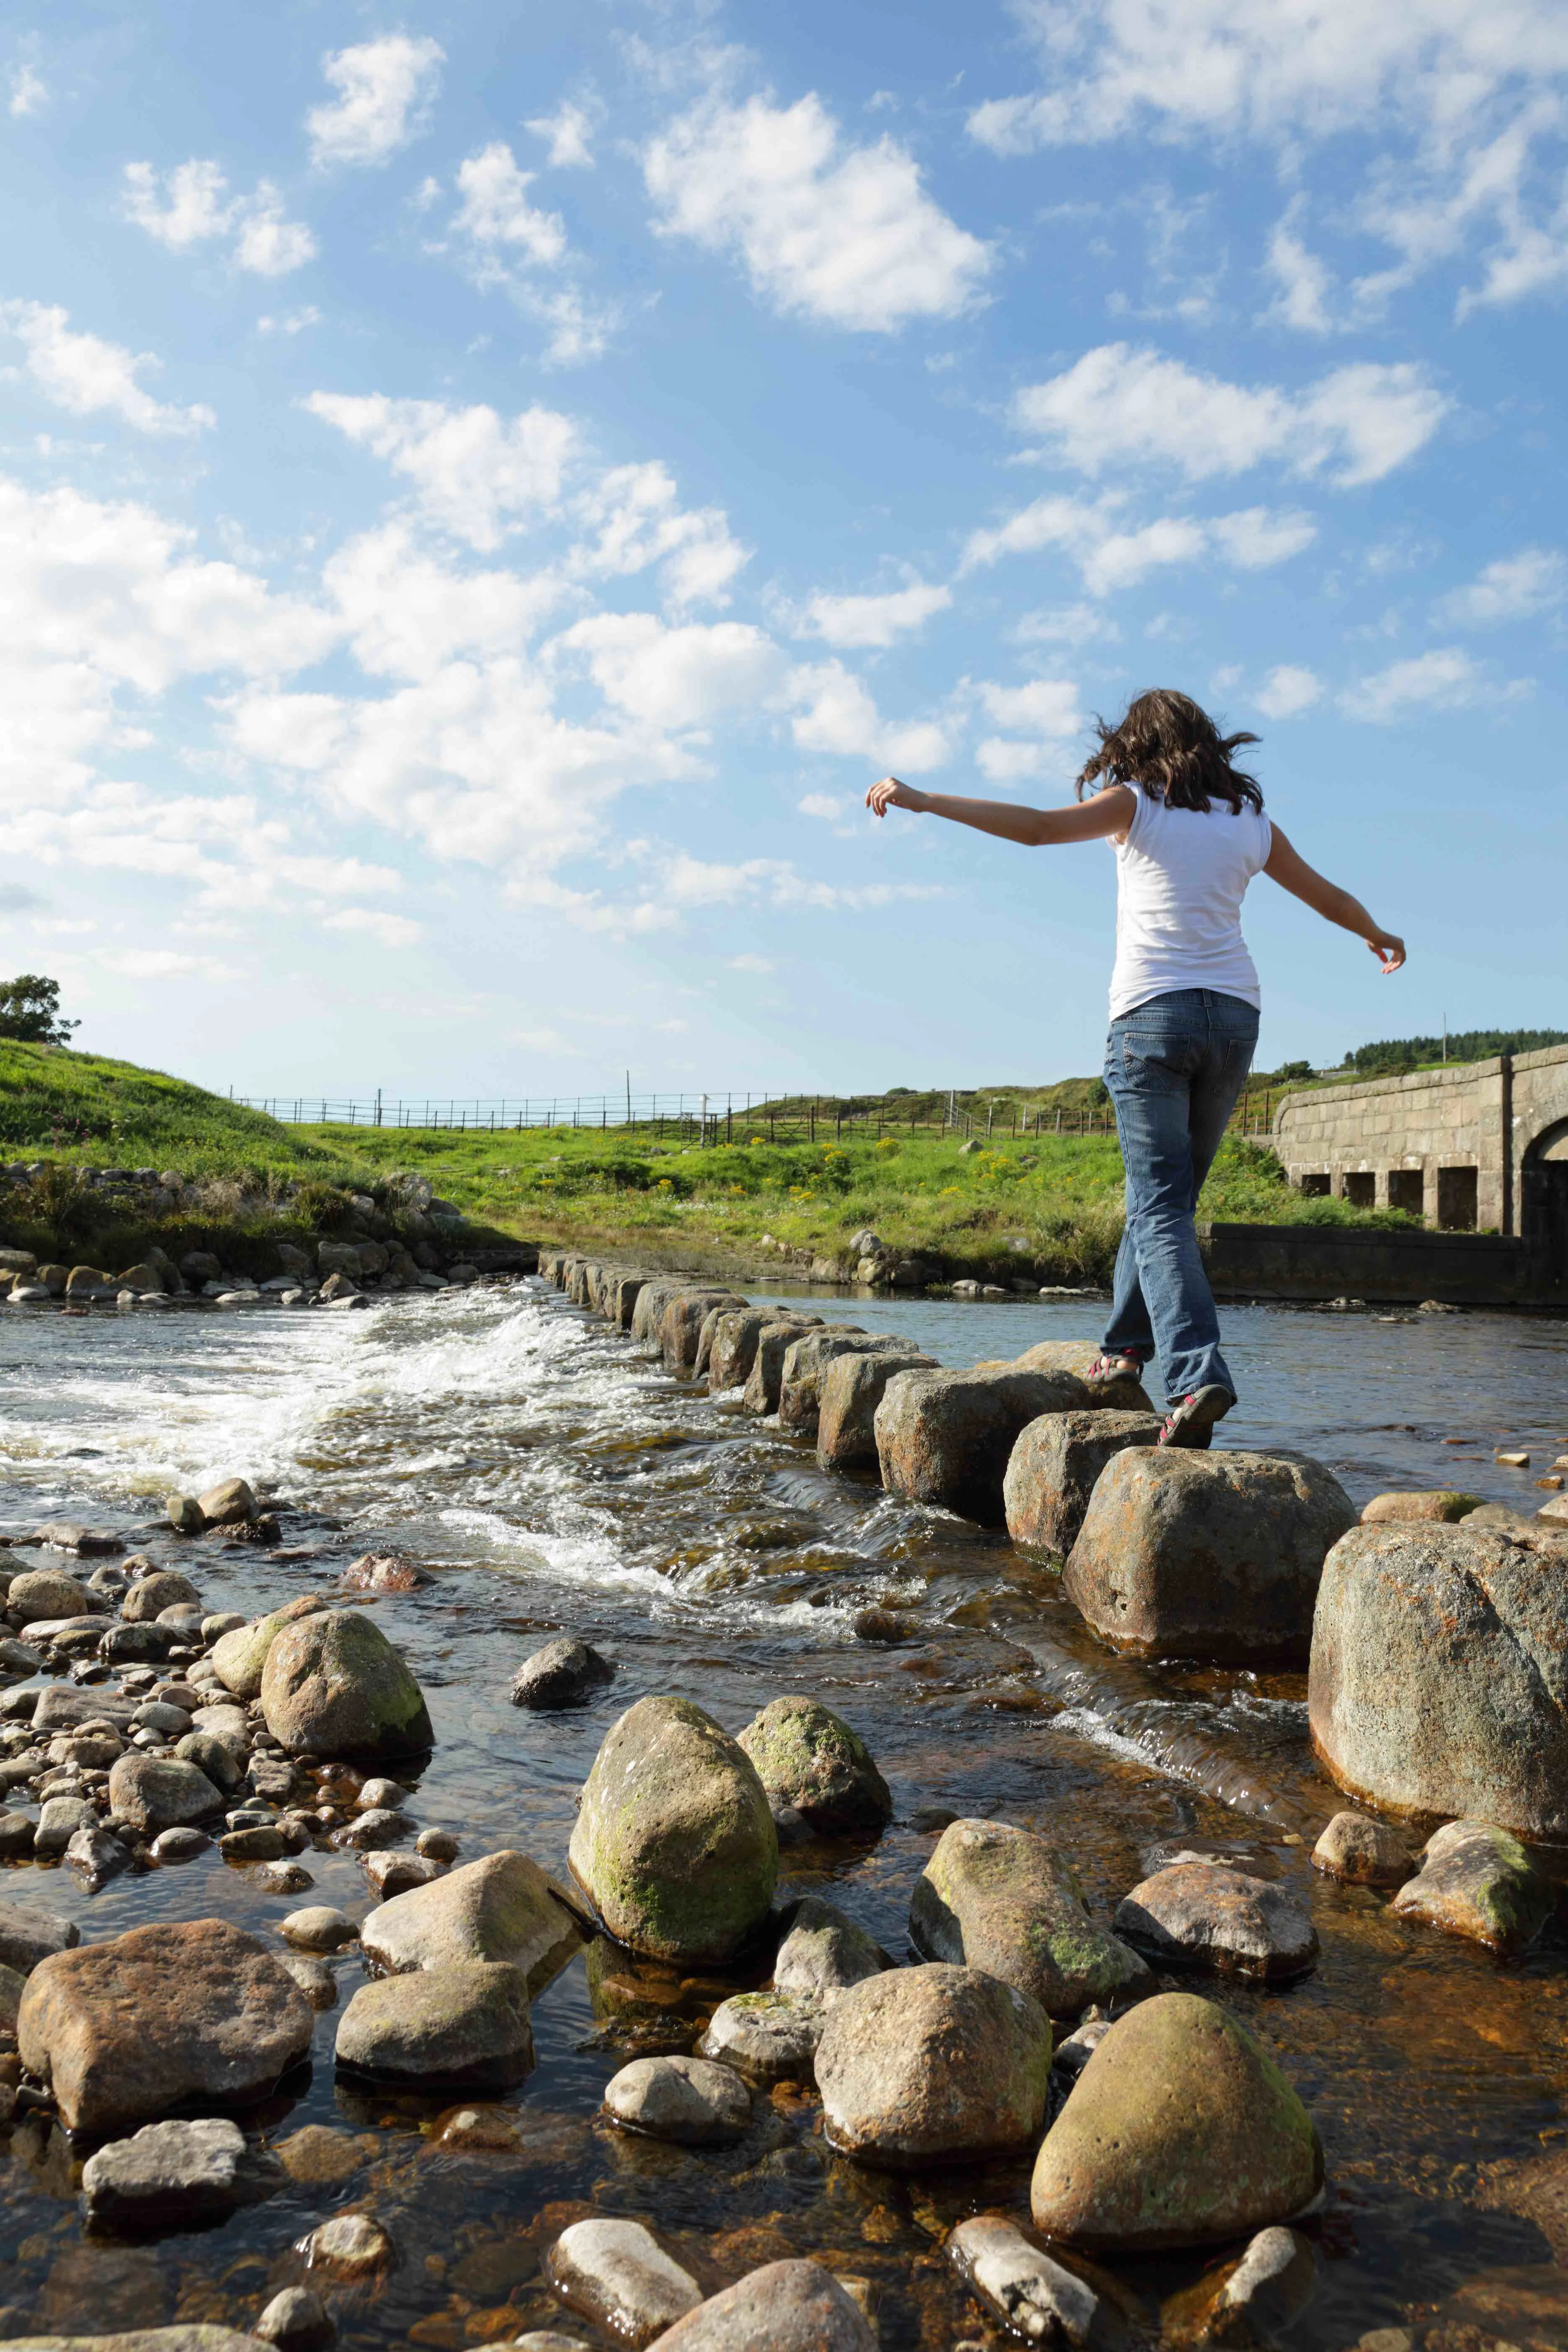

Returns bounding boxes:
[323,524,563,682]
[232,186,317,277]
[1434,548,1568,627]
[727,952,774,972]
[1208,508,1318,567]
[797,792,853,822]
[569,461,748,608]
[526,102,595,170]
[307,35,444,169]
[1264,213,1337,333]
[322,906,424,949]
[1012,345,1445,487]
[797,580,951,648]
[645,91,991,333]
[977,738,1062,782]
[1340,646,1497,722]
[304,394,579,550]
[655,851,938,913]
[553,613,785,728]
[960,493,1311,596]
[123,160,316,276]
[9,64,47,118]
[1255,664,1323,719]
[978,678,1082,736]
[789,660,949,771]
[0,301,214,436]
[452,143,567,268]
[444,140,613,364]
[102,947,241,982]
[258,306,322,337]
[1012,603,1117,646]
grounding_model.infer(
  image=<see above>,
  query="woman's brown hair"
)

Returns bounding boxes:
[1075,687,1263,813]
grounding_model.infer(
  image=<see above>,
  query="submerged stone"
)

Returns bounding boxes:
[910,1818,1153,2015]
[696,1988,824,2082]
[1390,1820,1553,1953]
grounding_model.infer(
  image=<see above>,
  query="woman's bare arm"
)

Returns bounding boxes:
[866,775,1134,847]
[1264,824,1406,972]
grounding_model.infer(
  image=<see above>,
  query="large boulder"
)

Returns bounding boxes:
[210,1595,329,1701]
[875,1367,1093,1524]
[815,1963,1052,2164]
[708,1308,818,1395]
[777,1330,900,1430]
[335,1961,534,2090]
[742,1320,828,1415]
[1389,1820,1553,1953]
[107,1754,225,1836]
[1008,1340,1153,1412]
[631,1279,687,1345]
[260,1608,433,1759]
[660,1289,747,1373]
[1309,1522,1568,1838]
[647,2259,877,2350]
[1030,1992,1322,2249]
[1003,1411,1162,1556]
[815,1348,938,1472]
[737,1697,892,1834]
[18,1919,313,2133]
[1064,1449,1356,1664]
[910,1818,1153,2016]
[361,1850,583,1989]
[568,1696,778,1963]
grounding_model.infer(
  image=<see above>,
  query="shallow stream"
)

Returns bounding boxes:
[1,1283,1567,2348]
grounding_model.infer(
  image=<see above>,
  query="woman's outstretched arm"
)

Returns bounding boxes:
[866,775,1133,846]
[1264,824,1406,972]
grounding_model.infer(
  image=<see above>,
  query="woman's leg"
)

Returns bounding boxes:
[1101,1032,1155,1366]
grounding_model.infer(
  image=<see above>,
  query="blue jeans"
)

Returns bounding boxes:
[1101,988,1259,1406]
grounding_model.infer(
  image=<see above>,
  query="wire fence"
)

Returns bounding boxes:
[232,1088,1284,1144]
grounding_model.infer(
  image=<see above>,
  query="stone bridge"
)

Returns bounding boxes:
[1271,1042,1568,1276]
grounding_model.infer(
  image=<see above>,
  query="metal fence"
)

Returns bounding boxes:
[232,1087,1283,1144]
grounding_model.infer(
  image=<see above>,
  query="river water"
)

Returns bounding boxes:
[1,1282,1566,2349]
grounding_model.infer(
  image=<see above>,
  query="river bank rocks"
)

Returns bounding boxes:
[1004,1411,1163,1556]
[649,2259,877,2350]
[211,1596,329,1700]
[1065,1449,1357,1665]
[545,2216,702,2344]
[335,1958,534,2090]
[1030,1993,1323,2250]
[949,2214,1124,2352]
[1308,1522,1568,1838]
[18,1917,314,2132]
[568,1696,779,1963]
[603,2053,752,2146]
[778,1330,908,1431]
[1389,1821,1553,1953]
[743,1318,828,1414]
[772,1896,889,2001]
[815,1963,1052,2163]
[910,1819,1153,2016]
[1312,1811,1414,1888]
[876,1365,1095,1524]
[1113,1862,1320,1981]
[696,1988,825,2081]
[260,1608,433,1760]
[80,2115,282,2231]
[361,1849,583,1987]
[510,1635,615,1709]
[737,1697,892,1835]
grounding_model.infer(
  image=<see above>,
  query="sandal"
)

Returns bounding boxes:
[1087,1351,1145,1387]
[1158,1385,1235,1449]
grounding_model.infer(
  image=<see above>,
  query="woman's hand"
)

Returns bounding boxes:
[1368,931,1406,973]
[867,775,930,818]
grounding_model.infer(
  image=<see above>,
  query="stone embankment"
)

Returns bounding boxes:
[0,1230,533,1315]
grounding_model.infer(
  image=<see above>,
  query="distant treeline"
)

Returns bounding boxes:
[1344,1027,1568,1074]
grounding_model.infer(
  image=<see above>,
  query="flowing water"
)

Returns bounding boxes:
[1,1282,1567,2349]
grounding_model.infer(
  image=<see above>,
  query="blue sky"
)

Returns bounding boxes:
[2,0,1565,1101]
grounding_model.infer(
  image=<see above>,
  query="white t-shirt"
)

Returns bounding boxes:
[1107,784,1273,1019]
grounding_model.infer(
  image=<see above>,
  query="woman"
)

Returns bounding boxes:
[867,687,1405,1447]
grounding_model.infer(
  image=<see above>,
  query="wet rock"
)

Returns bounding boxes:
[259,1857,315,1896]
[18,1916,314,2132]
[1361,1490,1484,1526]
[661,1288,747,1374]
[0,1807,36,1857]
[32,1518,123,1553]
[36,1794,97,1855]
[631,1277,686,1346]
[1006,1339,1154,1411]
[101,1619,181,1663]
[210,1595,329,1701]
[1113,1864,1319,1982]
[911,1818,1154,2017]
[108,1752,225,1834]
[876,1366,1091,1524]
[815,1962,1052,2164]
[772,1897,888,2002]
[336,1959,534,2089]
[569,1695,778,1965]
[175,1730,244,1792]
[199,1476,256,1527]
[1309,1523,1568,1839]
[1030,1992,1323,2250]
[0,1898,79,1971]
[778,1330,902,1430]
[1175,2225,1317,2347]
[545,2216,702,2345]
[1004,1410,1163,1556]
[1054,2018,1114,2077]
[338,1550,434,1592]
[814,1346,939,1472]
[0,1955,25,2028]
[949,2214,1124,2350]
[741,1318,825,1413]
[1065,1449,1356,1665]
[168,1493,205,1533]
[361,1848,582,1985]
[276,2123,366,2184]
[416,1826,460,1861]
[223,1824,288,1861]
[301,2211,396,2276]
[648,2259,877,2350]
[261,1607,433,1759]
[1311,1812,1413,1888]
[697,1988,824,2082]
[603,2053,752,2146]
[738,1696,892,1834]
[256,2285,336,2352]
[511,1636,616,1710]
[131,1699,194,1736]
[8,1566,91,1625]
[708,1307,789,1393]
[363,1849,439,1896]
[282,1905,358,1950]
[149,1826,212,1864]
[1390,1819,1553,1953]
[121,1571,200,1622]
[332,1805,413,1849]
[80,2115,281,2229]
[66,1824,134,1889]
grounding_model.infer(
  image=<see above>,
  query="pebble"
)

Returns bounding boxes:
[544,2216,703,2344]
[221,1824,287,1862]
[34,1794,96,1855]
[257,1858,316,1896]
[300,2210,397,2276]
[415,1826,461,1861]
[603,2053,753,2146]
[276,2123,366,2185]
[363,1849,442,1897]
[1312,1812,1413,1888]
[949,2214,1122,2350]
[65,1824,133,1888]
[148,1825,211,1864]
[697,1989,825,2083]
[256,2285,337,2352]
[356,1776,411,1810]
[333,1805,415,1849]
[281,1905,358,1951]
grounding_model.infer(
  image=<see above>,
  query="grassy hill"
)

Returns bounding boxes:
[0,1042,317,1173]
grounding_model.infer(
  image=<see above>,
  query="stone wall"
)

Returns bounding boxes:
[1200,1222,1567,1307]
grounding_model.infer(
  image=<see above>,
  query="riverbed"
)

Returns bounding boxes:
[1,1282,1566,2348]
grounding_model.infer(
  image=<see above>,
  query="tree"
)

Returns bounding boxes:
[0,975,79,1045]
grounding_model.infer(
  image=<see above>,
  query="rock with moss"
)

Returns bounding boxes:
[210,1595,330,1701]
[910,1818,1152,2017]
[568,1696,778,1964]
[261,1608,433,1760]
[1389,1820,1553,1953]
[1031,1992,1323,2250]
[738,1697,892,1835]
